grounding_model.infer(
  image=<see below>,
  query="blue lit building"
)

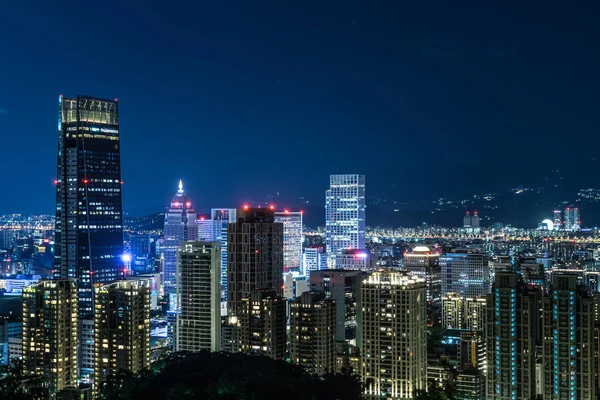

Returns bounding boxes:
[210,208,237,315]
[163,181,197,301]
[542,274,595,400]
[129,233,158,274]
[441,251,491,298]
[54,95,124,317]
[485,272,540,400]
[325,174,365,268]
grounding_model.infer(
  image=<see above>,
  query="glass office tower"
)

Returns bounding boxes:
[325,174,366,267]
[54,95,124,317]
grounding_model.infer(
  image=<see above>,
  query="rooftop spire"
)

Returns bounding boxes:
[178,179,184,193]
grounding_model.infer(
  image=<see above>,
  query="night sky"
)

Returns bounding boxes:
[0,1,598,215]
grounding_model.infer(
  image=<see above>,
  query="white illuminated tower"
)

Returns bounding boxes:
[325,174,366,267]
[274,209,303,274]
[163,180,197,299]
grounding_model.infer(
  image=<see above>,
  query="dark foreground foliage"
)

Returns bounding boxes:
[98,351,362,400]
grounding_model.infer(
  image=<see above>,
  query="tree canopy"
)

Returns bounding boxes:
[98,351,362,400]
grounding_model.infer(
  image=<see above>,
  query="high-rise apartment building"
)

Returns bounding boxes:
[22,280,78,394]
[227,208,283,317]
[464,296,486,332]
[564,207,581,231]
[361,270,427,399]
[485,272,540,400]
[302,246,326,276]
[238,290,286,360]
[325,174,366,267]
[94,280,150,385]
[403,246,441,304]
[542,274,595,400]
[54,95,124,317]
[274,210,303,273]
[175,241,221,352]
[442,292,463,329]
[163,181,197,297]
[310,269,364,345]
[463,211,480,229]
[289,292,336,376]
[211,208,237,314]
[441,251,491,298]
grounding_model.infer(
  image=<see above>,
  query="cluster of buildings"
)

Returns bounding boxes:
[6,94,600,400]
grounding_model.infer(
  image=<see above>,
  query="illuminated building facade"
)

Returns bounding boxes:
[403,246,441,304]
[54,95,124,317]
[441,251,491,298]
[197,216,212,241]
[464,296,486,332]
[290,292,336,375]
[227,207,283,317]
[210,208,237,314]
[485,272,539,400]
[175,241,221,352]
[564,207,581,231]
[441,292,463,329]
[239,290,286,360]
[361,270,427,399]
[335,249,373,271]
[94,280,150,385]
[310,269,364,344]
[129,233,158,274]
[302,246,326,276]
[22,280,78,394]
[163,180,197,298]
[325,174,366,267]
[542,274,595,400]
[274,210,303,273]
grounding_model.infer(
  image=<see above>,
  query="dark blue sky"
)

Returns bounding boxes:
[0,1,598,215]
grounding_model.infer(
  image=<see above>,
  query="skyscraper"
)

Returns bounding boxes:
[325,174,366,267]
[129,233,157,274]
[564,207,581,231]
[54,95,124,317]
[274,210,303,273]
[22,280,78,394]
[542,274,595,400]
[310,269,364,345]
[175,241,221,353]
[441,251,491,298]
[553,209,562,230]
[485,272,540,400]
[361,270,427,399]
[94,280,150,385]
[163,181,197,298]
[302,246,326,276]
[403,246,441,305]
[210,208,237,314]
[227,207,283,317]
[290,292,336,376]
[197,215,212,241]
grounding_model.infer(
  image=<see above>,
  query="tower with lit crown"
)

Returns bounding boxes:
[54,95,124,318]
[163,180,197,299]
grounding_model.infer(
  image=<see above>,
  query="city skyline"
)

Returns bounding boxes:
[0,2,598,216]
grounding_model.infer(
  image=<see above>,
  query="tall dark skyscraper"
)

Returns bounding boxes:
[54,95,124,317]
[227,207,283,317]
